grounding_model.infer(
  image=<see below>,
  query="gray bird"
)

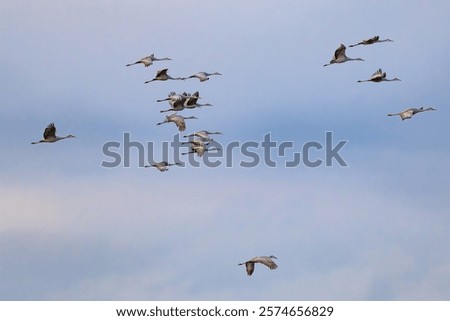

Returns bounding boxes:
[183,130,222,142]
[183,71,222,82]
[323,44,364,67]
[349,35,393,47]
[238,256,278,276]
[31,123,75,144]
[126,54,171,67]
[145,69,184,83]
[144,161,182,172]
[156,113,197,131]
[358,68,401,83]
[387,107,436,121]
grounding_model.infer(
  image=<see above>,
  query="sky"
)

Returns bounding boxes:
[1,0,449,300]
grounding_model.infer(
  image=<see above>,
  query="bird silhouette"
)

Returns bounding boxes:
[238,256,278,276]
[126,54,171,67]
[349,35,393,47]
[31,123,75,144]
[323,44,364,67]
[387,107,436,121]
[357,68,401,83]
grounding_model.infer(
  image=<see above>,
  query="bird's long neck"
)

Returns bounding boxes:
[58,135,73,141]
[196,103,211,107]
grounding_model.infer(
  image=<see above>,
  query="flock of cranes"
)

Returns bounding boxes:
[324,35,436,121]
[30,34,437,148]
[126,53,223,172]
[28,35,438,278]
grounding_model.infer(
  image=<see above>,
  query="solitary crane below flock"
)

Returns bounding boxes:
[238,256,278,276]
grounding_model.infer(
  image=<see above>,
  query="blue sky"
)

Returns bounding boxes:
[1,0,449,300]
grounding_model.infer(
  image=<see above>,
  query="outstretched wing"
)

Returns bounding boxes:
[156,68,168,77]
[43,123,56,139]
[260,259,278,270]
[175,118,186,132]
[334,44,346,59]
[400,109,414,120]
[251,256,278,270]
[246,262,255,276]
[141,56,153,67]
[370,69,384,81]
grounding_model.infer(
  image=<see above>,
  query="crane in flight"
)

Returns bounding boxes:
[323,44,364,67]
[156,113,197,131]
[349,36,393,47]
[183,71,222,82]
[144,161,182,172]
[357,68,401,83]
[387,107,436,121]
[238,256,278,276]
[31,123,75,144]
[126,54,171,67]
[145,69,184,83]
